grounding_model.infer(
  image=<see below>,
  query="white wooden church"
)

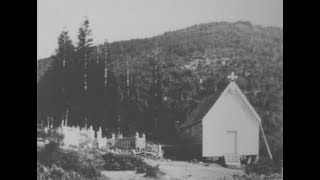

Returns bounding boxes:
[179,72,271,161]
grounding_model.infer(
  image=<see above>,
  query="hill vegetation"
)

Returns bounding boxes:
[37,19,282,162]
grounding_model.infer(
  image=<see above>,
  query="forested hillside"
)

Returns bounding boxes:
[37,20,282,160]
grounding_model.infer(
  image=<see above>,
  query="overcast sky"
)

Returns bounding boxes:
[37,0,283,60]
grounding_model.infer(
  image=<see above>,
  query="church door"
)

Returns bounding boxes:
[226,130,237,153]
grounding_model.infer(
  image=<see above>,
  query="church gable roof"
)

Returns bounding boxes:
[180,81,261,129]
[228,82,262,123]
[179,94,218,129]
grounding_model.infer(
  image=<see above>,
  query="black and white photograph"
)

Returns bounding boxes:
[37,0,283,179]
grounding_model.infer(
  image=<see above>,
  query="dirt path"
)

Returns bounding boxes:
[101,157,243,180]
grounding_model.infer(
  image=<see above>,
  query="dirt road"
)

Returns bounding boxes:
[101,157,243,180]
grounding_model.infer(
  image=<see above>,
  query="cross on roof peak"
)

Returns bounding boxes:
[228,72,238,82]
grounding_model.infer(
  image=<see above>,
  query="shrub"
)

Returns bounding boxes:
[37,162,51,180]
[50,164,65,179]
[60,150,81,172]
[38,136,101,179]
[38,149,102,179]
[38,141,63,167]
[64,171,82,180]
[102,152,166,178]
[37,161,83,180]
[136,165,148,174]
[102,153,146,171]
[266,173,282,179]
[37,128,66,167]
[80,163,101,178]
[144,164,166,178]
[43,128,64,144]
[244,157,281,175]
[220,173,266,180]
[190,158,198,163]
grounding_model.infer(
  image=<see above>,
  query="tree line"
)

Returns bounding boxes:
[37,18,176,141]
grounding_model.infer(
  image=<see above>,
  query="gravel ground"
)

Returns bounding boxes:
[101,156,243,180]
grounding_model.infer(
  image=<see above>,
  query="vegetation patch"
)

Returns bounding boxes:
[143,164,166,178]
[219,156,283,180]
[220,172,282,180]
[102,152,166,178]
[244,157,281,176]
[37,129,102,180]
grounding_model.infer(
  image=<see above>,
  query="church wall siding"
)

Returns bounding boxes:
[202,89,259,157]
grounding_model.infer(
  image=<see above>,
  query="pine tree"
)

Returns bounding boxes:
[76,17,93,127]
[38,30,75,127]
[86,45,104,130]
[148,42,164,137]
[55,30,75,126]
[101,40,119,132]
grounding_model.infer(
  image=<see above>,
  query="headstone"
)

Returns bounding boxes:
[224,153,241,167]
[61,120,64,127]
[254,155,259,164]
[98,127,102,139]
[131,149,136,155]
[157,145,163,158]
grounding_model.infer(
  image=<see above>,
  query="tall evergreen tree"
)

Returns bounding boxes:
[54,30,75,125]
[148,42,164,137]
[86,45,104,130]
[76,17,93,127]
[101,41,120,133]
[38,30,75,127]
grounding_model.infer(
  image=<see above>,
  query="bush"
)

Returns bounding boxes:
[43,128,64,144]
[136,165,148,174]
[244,157,281,175]
[102,152,166,178]
[37,161,82,180]
[37,128,66,167]
[222,173,282,180]
[60,150,81,172]
[50,164,65,179]
[267,173,282,179]
[190,158,198,163]
[102,153,146,171]
[38,131,101,179]
[38,141,63,167]
[37,162,51,180]
[38,149,102,179]
[144,164,166,178]
[220,173,266,180]
[80,163,101,178]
